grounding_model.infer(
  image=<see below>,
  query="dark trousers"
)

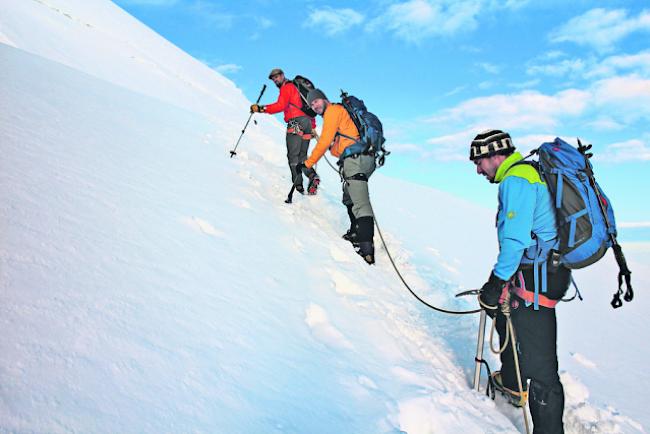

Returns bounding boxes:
[286,116,313,187]
[496,266,571,434]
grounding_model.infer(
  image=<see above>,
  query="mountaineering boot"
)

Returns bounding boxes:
[491,371,528,408]
[357,241,375,265]
[307,174,320,195]
[295,184,305,194]
[343,204,358,245]
[529,380,565,434]
[355,216,375,265]
[342,229,359,246]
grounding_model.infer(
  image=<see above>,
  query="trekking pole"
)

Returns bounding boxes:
[473,310,487,391]
[229,84,267,158]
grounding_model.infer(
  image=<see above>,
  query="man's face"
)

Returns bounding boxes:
[474,155,503,183]
[271,73,285,87]
[310,98,326,115]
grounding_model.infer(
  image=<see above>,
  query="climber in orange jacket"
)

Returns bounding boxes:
[298,88,377,265]
[250,68,319,195]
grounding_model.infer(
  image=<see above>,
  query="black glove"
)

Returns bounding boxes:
[295,162,305,173]
[478,271,507,317]
[250,104,265,113]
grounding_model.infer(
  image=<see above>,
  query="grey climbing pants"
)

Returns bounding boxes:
[341,154,376,219]
[286,116,312,187]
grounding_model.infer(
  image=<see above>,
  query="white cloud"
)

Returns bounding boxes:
[426,89,589,130]
[478,81,493,90]
[550,8,650,52]
[421,128,554,161]
[591,75,650,123]
[364,0,533,43]
[477,62,501,74]
[118,0,178,5]
[508,78,540,89]
[511,134,559,154]
[497,0,530,9]
[527,58,586,77]
[422,72,650,147]
[595,139,650,163]
[212,63,242,75]
[585,50,650,79]
[366,0,482,43]
[443,85,467,97]
[619,221,650,229]
[426,129,480,161]
[539,50,567,61]
[306,7,364,36]
[256,17,273,29]
[584,117,625,131]
[390,143,427,154]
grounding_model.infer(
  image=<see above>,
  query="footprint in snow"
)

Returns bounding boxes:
[330,244,353,263]
[304,303,353,350]
[237,170,261,188]
[231,198,252,209]
[292,237,305,252]
[328,268,366,296]
[182,216,224,238]
[569,352,598,370]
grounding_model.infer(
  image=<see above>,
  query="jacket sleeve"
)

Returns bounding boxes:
[493,176,537,281]
[305,108,339,168]
[264,84,291,114]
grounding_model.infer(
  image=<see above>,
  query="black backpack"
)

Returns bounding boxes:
[291,75,317,118]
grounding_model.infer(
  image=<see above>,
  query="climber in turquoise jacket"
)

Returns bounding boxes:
[470,129,571,434]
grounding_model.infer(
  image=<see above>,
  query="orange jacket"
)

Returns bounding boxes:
[305,104,359,168]
[264,81,310,123]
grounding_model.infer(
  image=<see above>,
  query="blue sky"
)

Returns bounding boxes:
[113,0,649,237]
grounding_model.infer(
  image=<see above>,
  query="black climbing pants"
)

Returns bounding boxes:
[496,266,571,434]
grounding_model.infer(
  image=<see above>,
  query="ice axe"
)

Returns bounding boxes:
[229,84,267,158]
[455,289,487,391]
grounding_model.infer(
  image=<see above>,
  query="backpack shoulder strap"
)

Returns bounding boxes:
[504,161,544,185]
[331,103,359,141]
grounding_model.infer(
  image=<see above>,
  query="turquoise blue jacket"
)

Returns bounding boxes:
[493,152,557,281]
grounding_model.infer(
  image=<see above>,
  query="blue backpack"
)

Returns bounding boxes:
[338,91,390,167]
[524,137,633,308]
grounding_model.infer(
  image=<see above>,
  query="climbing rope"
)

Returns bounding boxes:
[311,136,481,316]
[374,216,481,315]
[487,292,531,434]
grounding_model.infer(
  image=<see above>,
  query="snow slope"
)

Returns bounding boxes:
[1,1,647,432]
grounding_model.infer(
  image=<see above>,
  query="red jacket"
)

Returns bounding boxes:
[264,81,314,126]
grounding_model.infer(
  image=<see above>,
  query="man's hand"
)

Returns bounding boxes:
[478,272,507,318]
[250,104,265,113]
[295,162,305,173]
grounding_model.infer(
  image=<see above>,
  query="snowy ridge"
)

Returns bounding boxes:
[1,0,648,432]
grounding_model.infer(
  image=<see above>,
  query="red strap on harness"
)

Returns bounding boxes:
[514,286,558,308]
[500,272,558,309]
